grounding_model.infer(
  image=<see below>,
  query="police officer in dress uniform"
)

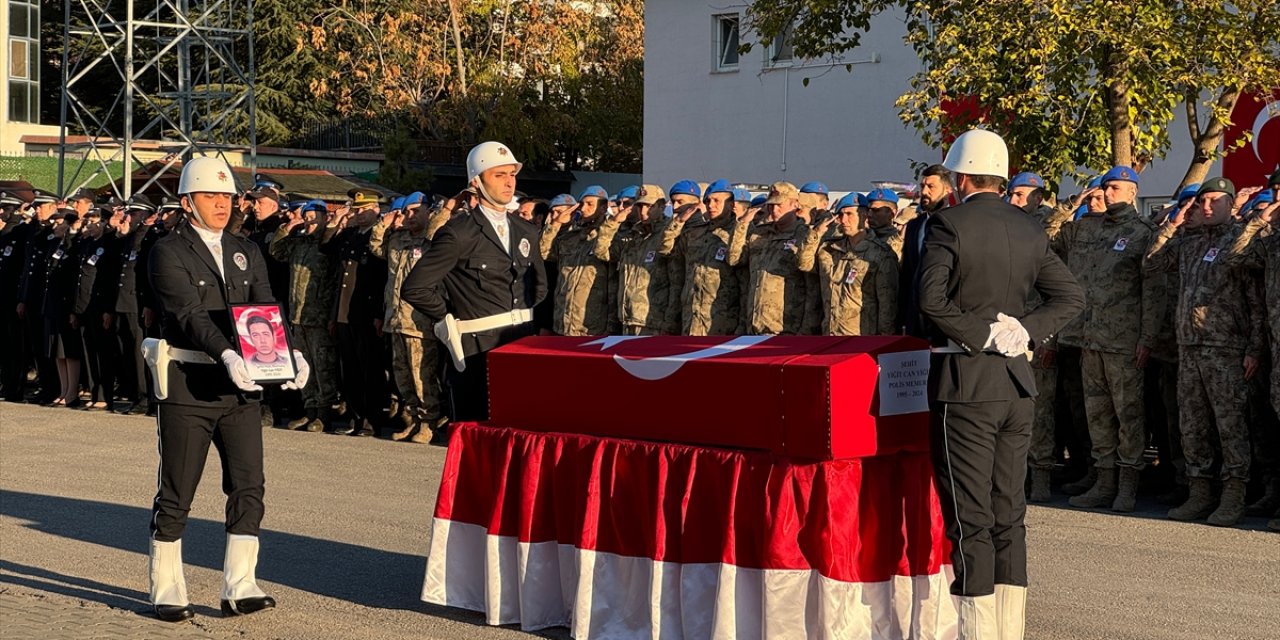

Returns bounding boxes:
[401,141,547,422]
[918,129,1084,639]
[143,157,310,622]
[0,192,33,401]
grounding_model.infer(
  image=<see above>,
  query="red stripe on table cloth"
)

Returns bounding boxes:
[433,423,949,584]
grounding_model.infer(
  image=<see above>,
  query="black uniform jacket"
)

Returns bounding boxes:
[918,192,1084,403]
[149,222,274,406]
[401,207,547,358]
[899,211,933,337]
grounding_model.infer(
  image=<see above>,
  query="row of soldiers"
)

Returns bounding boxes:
[3,164,1278,531]
[523,169,1280,532]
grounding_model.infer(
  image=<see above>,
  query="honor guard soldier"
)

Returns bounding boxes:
[660,180,745,335]
[918,129,1083,639]
[539,184,613,335]
[142,157,310,622]
[401,141,546,422]
[324,188,390,437]
[797,192,899,336]
[728,182,812,335]
[593,184,677,335]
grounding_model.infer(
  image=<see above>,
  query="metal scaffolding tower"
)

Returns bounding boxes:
[57,0,256,198]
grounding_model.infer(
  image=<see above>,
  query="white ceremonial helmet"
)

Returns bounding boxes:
[942,129,1009,179]
[178,156,238,195]
[466,141,522,183]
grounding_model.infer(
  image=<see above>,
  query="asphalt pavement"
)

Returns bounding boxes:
[1,401,1277,639]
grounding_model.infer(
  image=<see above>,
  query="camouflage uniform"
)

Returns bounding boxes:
[270,226,339,414]
[1145,221,1266,481]
[540,218,612,336]
[1052,204,1160,471]
[1223,217,1280,490]
[660,215,742,335]
[798,230,899,335]
[593,216,678,335]
[870,224,904,260]
[368,217,443,424]
[1028,204,1075,471]
[728,217,811,335]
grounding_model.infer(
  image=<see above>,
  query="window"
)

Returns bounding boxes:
[714,14,739,72]
[7,0,40,123]
[766,23,794,67]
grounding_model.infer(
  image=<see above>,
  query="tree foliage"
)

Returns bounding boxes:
[745,0,1280,188]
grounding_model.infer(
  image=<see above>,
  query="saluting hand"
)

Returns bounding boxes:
[1233,186,1263,211]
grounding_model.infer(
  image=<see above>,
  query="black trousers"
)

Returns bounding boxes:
[336,322,390,425]
[0,305,26,400]
[23,310,56,401]
[930,397,1032,597]
[445,351,490,423]
[83,318,119,404]
[115,312,146,402]
[151,401,264,542]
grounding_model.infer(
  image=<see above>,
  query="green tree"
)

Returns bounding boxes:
[744,0,1280,188]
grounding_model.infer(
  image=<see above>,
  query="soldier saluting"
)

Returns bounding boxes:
[143,157,310,622]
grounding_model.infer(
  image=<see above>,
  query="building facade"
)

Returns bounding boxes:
[642,1,1274,204]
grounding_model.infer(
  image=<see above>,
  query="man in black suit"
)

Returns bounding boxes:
[900,163,953,337]
[401,141,546,423]
[144,157,310,622]
[918,129,1084,639]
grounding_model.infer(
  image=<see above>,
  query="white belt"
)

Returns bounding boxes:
[455,308,532,334]
[168,346,217,364]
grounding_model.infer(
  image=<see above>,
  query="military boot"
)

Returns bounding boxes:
[1207,478,1247,527]
[286,410,316,431]
[1168,478,1216,521]
[1028,468,1052,503]
[1068,467,1117,508]
[1061,466,1096,496]
[259,405,275,429]
[1111,467,1140,513]
[409,420,434,444]
[389,411,418,442]
[352,418,375,437]
[1245,477,1280,516]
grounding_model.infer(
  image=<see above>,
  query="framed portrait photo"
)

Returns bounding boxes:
[230,303,298,383]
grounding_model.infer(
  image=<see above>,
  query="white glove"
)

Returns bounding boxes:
[992,313,1031,357]
[282,350,310,390]
[220,349,263,392]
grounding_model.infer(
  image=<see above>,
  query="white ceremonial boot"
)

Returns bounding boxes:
[954,593,999,640]
[149,539,193,622]
[994,584,1027,640]
[220,534,276,616]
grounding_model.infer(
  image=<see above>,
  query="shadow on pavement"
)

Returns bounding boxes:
[0,489,432,612]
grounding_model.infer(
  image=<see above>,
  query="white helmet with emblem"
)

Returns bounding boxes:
[178,156,238,195]
[466,141,522,183]
[942,129,1009,179]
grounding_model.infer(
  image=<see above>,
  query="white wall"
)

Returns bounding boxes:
[643,0,1219,201]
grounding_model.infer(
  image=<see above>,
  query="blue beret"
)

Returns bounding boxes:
[834,193,860,211]
[1101,165,1139,185]
[865,188,900,205]
[750,194,768,207]
[616,185,639,201]
[550,194,577,208]
[1244,191,1274,212]
[1073,204,1088,220]
[1009,172,1045,191]
[732,187,752,203]
[800,181,829,195]
[857,192,870,208]
[288,200,308,210]
[705,179,733,195]
[1086,176,1103,189]
[304,200,327,213]
[1176,183,1201,204]
[403,192,426,207]
[669,180,702,199]
[390,196,406,211]
[579,185,608,201]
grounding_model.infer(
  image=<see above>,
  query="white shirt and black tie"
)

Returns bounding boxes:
[191,223,225,279]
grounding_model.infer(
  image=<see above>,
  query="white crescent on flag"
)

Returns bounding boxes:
[583,335,772,381]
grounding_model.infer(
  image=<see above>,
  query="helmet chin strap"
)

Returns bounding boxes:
[182,195,218,233]
[472,178,502,209]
